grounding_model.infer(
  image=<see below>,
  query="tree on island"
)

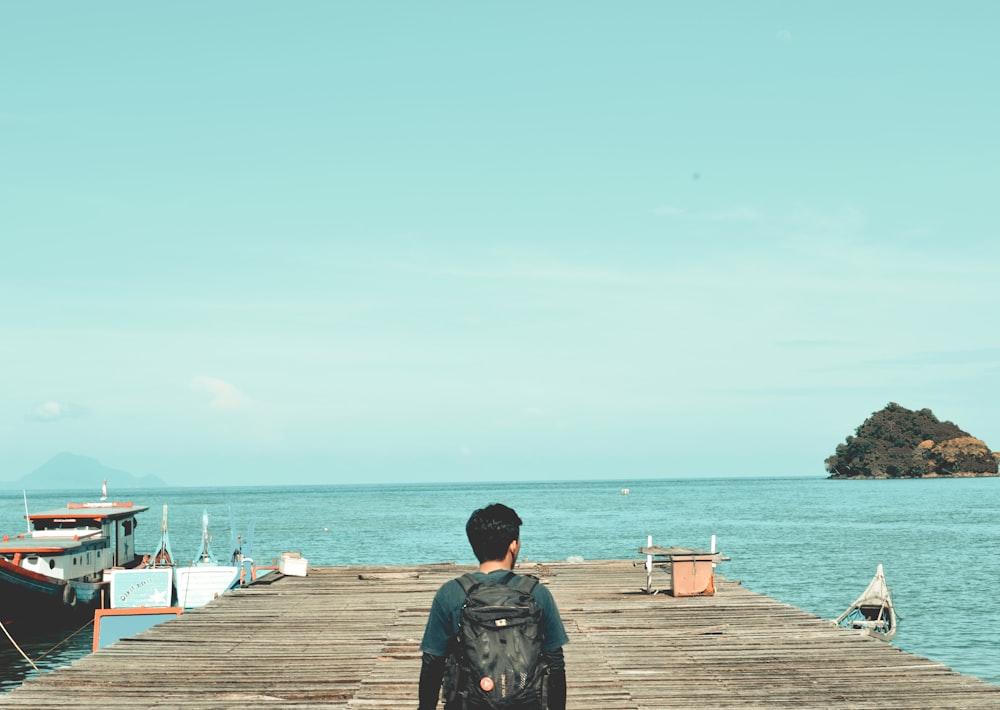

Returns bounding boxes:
[826,402,999,479]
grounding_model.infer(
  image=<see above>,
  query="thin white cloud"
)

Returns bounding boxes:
[26,400,89,422]
[651,204,762,222]
[0,112,36,123]
[862,348,1000,367]
[504,263,636,285]
[776,30,793,43]
[192,376,252,409]
[430,262,637,286]
[651,205,685,216]
[701,206,763,222]
[784,203,867,236]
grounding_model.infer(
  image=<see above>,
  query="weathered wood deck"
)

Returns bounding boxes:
[2,560,997,708]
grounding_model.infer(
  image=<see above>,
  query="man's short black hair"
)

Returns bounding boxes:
[466,503,523,563]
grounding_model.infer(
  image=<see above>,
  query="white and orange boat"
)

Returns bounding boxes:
[0,483,148,627]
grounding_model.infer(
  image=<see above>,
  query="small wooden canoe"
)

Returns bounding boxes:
[835,563,897,642]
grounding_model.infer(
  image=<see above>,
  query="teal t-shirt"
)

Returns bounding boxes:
[420,569,569,657]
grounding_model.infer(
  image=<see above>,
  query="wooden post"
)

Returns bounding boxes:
[646,535,653,592]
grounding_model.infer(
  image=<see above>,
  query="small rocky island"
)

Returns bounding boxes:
[826,402,999,479]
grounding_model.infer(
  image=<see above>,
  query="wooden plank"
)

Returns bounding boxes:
[1,560,997,708]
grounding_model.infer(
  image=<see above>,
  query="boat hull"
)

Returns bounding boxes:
[838,607,897,642]
[174,566,240,608]
[0,559,96,627]
[93,607,183,651]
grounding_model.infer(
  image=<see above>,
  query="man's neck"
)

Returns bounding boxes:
[478,559,513,574]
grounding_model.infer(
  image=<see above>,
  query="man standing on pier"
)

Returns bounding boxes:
[418,503,569,710]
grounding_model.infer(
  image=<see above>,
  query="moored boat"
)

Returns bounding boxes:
[0,484,148,627]
[173,510,239,608]
[835,563,897,642]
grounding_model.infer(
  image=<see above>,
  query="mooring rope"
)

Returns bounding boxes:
[33,617,94,663]
[0,618,40,672]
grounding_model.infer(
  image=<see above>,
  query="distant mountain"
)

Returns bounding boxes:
[1,452,170,491]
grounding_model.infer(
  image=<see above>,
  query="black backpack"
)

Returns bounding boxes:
[444,571,546,709]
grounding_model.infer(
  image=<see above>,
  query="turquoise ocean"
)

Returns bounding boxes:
[1,476,998,692]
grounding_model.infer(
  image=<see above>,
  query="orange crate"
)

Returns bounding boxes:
[670,554,716,596]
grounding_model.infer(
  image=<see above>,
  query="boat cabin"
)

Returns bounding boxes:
[0,502,149,583]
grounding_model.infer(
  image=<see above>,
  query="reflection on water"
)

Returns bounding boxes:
[0,620,94,693]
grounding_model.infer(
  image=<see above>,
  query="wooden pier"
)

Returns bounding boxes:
[2,560,998,708]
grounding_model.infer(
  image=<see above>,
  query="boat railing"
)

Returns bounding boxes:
[31,529,103,540]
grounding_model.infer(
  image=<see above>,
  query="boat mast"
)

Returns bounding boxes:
[22,490,30,534]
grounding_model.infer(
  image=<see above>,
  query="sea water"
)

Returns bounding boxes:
[1,476,998,691]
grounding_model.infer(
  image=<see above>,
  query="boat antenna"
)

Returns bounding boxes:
[22,490,30,534]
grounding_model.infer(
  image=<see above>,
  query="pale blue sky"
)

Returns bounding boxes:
[2,3,998,486]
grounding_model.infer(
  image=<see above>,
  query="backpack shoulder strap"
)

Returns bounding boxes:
[457,571,539,594]
[455,572,479,596]
[511,573,540,595]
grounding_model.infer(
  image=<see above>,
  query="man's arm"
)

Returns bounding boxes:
[418,652,446,710]
[532,577,569,710]
[419,580,462,709]
[542,647,566,710]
